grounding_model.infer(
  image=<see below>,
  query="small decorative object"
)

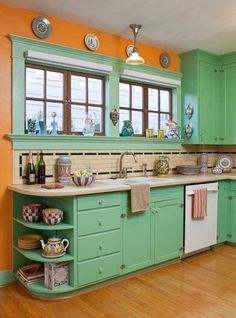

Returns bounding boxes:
[84,34,100,51]
[211,166,223,175]
[31,16,52,39]
[18,234,43,250]
[42,208,63,225]
[73,168,95,186]
[110,108,119,126]
[27,118,37,134]
[156,156,170,176]
[39,120,47,135]
[157,129,165,138]
[22,203,43,223]
[166,120,181,139]
[120,120,134,136]
[44,262,69,290]
[57,155,72,184]
[82,112,96,136]
[145,128,154,138]
[160,52,171,68]
[185,104,194,120]
[126,44,135,57]
[41,183,64,189]
[185,124,193,139]
[198,153,208,173]
[216,155,234,172]
[51,112,58,135]
[40,237,69,258]
[176,165,201,175]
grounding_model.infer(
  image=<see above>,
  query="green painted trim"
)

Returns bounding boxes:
[8,134,183,150]
[0,270,14,286]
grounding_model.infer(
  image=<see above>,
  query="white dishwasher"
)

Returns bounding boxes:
[184,182,218,255]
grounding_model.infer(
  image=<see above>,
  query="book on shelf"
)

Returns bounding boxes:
[16,263,44,284]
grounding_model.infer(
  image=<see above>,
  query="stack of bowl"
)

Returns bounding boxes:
[18,234,43,249]
[42,208,63,225]
[22,203,43,222]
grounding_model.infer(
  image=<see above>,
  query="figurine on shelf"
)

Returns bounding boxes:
[82,112,96,136]
[166,120,181,139]
[50,112,58,135]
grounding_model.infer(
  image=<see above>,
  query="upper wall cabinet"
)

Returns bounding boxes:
[181,50,225,144]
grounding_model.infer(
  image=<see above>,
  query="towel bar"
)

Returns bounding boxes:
[187,190,218,196]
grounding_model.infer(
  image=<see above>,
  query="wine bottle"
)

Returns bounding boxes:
[26,151,36,185]
[37,151,46,184]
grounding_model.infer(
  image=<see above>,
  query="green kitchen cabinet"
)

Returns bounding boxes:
[226,182,236,243]
[152,186,184,264]
[181,50,224,144]
[217,181,229,243]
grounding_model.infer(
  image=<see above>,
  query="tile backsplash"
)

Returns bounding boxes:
[13,145,236,184]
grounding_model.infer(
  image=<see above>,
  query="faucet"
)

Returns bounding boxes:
[119,151,138,178]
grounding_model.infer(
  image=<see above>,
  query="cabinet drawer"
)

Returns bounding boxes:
[77,206,121,236]
[78,230,121,261]
[77,193,120,211]
[78,253,121,286]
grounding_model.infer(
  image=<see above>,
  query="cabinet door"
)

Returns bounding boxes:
[199,61,221,144]
[227,191,236,243]
[153,198,183,264]
[122,207,154,274]
[217,181,228,243]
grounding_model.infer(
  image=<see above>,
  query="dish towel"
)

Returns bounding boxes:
[130,183,150,213]
[192,188,207,219]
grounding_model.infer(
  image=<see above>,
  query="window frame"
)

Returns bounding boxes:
[119,80,173,136]
[25,63,105,135]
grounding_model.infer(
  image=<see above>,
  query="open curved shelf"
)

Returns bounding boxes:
[13,217,74,230]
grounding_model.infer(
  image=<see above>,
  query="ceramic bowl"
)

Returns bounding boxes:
[42,208,63,225]
[176,165,201,175]
[72,175,95,186]
[18,234,43,250]
[22,203,43,222]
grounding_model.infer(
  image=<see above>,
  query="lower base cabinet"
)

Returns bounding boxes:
[217,181,229,243]
[227,182,236,243]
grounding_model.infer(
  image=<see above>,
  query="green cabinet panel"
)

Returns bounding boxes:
[77,193,120,211]
[77,206,121,236]
[77,230,121,261]
[217,181,229,243]
[78,253,121,286]
[227,182,236,243]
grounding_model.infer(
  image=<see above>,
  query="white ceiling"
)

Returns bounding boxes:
[4,0,236,54]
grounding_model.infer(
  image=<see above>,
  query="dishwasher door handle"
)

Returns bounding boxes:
[187,189,218,196]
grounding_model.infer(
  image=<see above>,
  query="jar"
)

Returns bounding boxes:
[156,156,170,176]
[120,120,134,136]
[57,156,72,184]
[199,153,208,173]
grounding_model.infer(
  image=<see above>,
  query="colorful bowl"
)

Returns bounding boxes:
[22,203,43,222]
[72,175,95,186]
[42,208,63,225]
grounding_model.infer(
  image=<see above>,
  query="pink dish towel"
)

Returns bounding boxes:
[192,188,207,219]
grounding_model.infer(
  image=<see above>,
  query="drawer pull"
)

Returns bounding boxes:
[98,267,103,274]
[98,220,102,226]
[99,245,103,250]
[98,199,103,205]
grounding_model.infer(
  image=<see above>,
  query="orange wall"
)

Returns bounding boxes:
[0,3,179,272]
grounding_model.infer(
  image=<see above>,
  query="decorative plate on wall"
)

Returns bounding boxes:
[84,34,100,51]
[32,16,52,39]
[126,44,135,57]
[160,52,171,68]
[216,155,234,172]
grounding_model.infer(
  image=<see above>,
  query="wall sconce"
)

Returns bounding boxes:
[126,24,145,65]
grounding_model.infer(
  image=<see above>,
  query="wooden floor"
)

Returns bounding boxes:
[0,245,236,318]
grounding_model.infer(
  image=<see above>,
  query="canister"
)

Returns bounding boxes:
[57,156,72,184]
[199,153,208,173]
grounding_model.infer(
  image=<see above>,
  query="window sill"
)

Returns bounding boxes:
[7,134,184,150]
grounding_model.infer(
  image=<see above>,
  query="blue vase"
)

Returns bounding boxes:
[39,121,47,135]
[120,120,134,137]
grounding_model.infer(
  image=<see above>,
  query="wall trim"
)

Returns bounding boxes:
[0,270,14,286]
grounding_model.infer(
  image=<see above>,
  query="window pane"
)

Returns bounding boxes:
[26,68,44,98]
[46,71,63,100]
[46,102,63,131]
[160,90,170,112]
[88,78,102,104]
[148,113,158,134]
[119,83,129,108]
[132,111,143,134]
[71,75,86,103]
[132,85,143,109]
[71,105,86,132]
[88,107,102,133]
[148,88,158,111]
[160,113,170,130]
[25,100,44,129]
[119,109,130,133]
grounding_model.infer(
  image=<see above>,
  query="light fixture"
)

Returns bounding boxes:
[126,24,145,65]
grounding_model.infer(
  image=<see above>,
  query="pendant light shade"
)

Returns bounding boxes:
[126,24,144,65]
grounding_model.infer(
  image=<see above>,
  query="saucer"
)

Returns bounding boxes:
[42,252,65,258]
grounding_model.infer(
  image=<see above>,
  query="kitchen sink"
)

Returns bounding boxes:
[97,176,176,185]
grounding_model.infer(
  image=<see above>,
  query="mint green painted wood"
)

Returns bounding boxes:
[217,181,229,243]
[77,230,121,261]
[227,182,236,243]
[78,252,121,286]
[0,270,14,285]
[77,192,120,211]
[13,217,74,230]
[77,206,121,236]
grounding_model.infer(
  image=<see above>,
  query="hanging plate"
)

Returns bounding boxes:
[32,16,52,39]
[160,52,171,68]
[84,34,100,51]
[126,44,135,57]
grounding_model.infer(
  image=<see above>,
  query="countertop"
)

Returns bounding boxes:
[8,173,236,197]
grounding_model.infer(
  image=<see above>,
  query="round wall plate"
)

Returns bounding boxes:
[160,52,171,68]
[32,16,52,39]
[126,44,135,57]
[84,34,100,51]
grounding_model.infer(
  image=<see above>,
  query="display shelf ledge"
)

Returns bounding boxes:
[13,217,74,230]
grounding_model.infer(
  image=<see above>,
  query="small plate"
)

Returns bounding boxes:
[42,252,65,258]
[84,34,100,51]
[126,44,135,57]
[216,155,234,172]
[160,52,171,68]
[32,16,52,39]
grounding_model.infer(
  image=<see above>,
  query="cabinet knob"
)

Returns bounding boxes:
[98,267,103,274]
[98,220,102,226]
[155,208,160,213]
[99,245,103,250]
[214,137,218,141]
[98,199,103,205]
[220,137,224,141]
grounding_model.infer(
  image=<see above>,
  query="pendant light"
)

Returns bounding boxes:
[126,24,145,65]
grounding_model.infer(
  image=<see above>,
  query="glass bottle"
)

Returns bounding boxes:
[26,151,36,185]
[37,151,46,184]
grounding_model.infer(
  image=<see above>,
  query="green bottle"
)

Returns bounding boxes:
[26,151,36,185]
[37,151,46,184]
